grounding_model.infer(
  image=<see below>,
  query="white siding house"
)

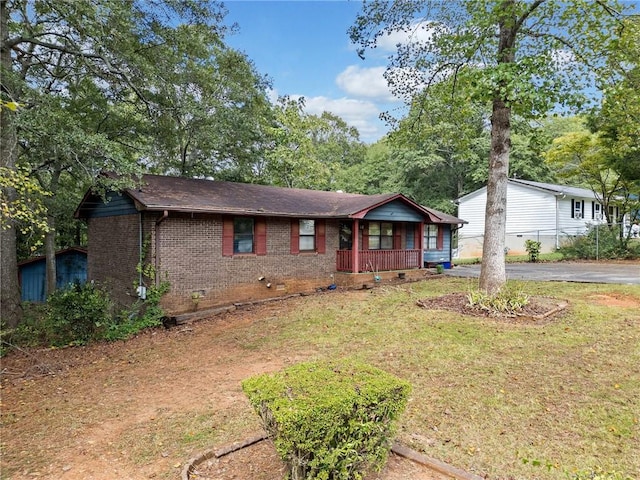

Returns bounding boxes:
[457,179,617,258]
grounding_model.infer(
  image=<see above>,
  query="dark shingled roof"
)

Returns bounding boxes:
[77,174,466,224]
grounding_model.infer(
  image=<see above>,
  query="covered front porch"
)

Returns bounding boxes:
[334,217,424,274]
[335,249,422,272]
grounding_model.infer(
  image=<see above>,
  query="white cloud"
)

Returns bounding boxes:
[298,95,386,143]
[336,65,397,102]
[375,20,440,52]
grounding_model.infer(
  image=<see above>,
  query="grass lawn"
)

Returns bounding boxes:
[232,278,639,479]
[2,277,639,479]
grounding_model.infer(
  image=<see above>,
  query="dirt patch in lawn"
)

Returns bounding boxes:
[416,293,568,324]
[1,292,464,480]
[587,293,640,308]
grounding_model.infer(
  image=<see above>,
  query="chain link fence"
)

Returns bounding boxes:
[456,221,638,259]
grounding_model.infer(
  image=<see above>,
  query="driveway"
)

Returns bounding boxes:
[445,261,640,285]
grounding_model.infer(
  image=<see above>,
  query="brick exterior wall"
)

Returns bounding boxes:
[87,214,142,309]
[152,213,340,314]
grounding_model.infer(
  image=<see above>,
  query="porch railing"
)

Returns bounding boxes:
[336,249,421,272]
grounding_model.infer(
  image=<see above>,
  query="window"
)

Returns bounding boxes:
[424,224,438,250]
[291,219,325,254]
[223,216,266,257]
[234,218,254,253]
[299,219,315,251]
[368,222,393,250]
[572,199,584,219]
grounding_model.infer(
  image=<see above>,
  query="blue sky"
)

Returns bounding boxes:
[224,1,402,143]
[223,1,639,144]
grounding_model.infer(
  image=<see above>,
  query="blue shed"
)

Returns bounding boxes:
[18,247,88,302]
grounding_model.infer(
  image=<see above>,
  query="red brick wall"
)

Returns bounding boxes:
[87,214,142,309]
[152,213,340,314]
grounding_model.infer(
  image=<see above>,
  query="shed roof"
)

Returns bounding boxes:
[18,247,88,267]
[76,174,466,224]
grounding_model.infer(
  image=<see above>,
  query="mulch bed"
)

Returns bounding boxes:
[416,293,568,324]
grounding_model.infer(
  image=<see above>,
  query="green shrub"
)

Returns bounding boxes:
[45,282,114,346]
[242,359,411,480]
[559,225,640,260]
[105,281,170,341]
[467,285,530,314]
[525,239,541,262]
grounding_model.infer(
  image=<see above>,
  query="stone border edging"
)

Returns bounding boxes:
[391,442,484,480]
[180,432,268,480]
[181,434,483,480]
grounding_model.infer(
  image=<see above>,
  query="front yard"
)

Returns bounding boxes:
[1,277,639,479]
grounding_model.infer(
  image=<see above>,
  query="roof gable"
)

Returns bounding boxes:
[76,174,464,223]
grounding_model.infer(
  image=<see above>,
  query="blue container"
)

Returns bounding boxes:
[441,261,452,269]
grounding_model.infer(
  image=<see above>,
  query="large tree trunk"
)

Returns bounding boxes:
[478,0,515,294]
[0,0,23,328]
[43,170,61,298]
[479,98,510,294]
[45,216,56,297]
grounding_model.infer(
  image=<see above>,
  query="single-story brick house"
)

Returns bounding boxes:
[75,174,465,314]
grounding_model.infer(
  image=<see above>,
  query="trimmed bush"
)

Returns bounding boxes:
[242,359,411,480]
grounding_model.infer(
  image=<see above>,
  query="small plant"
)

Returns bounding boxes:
[436,264,444,274]
[191,291,202,311]
[242,359,411,480]
[525,239,541,262]
[467,285,530,314]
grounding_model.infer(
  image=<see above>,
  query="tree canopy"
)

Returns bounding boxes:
[350,0,628,293]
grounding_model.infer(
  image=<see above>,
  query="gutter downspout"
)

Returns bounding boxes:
[139,213,143,292]
[155,210,169,286]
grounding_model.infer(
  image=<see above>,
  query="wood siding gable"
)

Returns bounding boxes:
[363,200,425,222]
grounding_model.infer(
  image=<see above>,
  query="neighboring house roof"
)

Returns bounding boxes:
[457,179,598,202]
[76,174,466,224]
[508,179,597,198]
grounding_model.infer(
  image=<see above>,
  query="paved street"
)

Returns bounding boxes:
[445,261,640,285]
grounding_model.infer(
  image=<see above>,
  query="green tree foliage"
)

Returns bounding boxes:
[544,123,626,224]
[263,97,366,190]
[1,0,268,326]
[349,0,627,293]
[145,46,273,180]
[595,16,640,184]
[335,139,400,195]
[388,77,489,212]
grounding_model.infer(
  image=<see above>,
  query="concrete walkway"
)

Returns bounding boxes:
[445,261,640,285]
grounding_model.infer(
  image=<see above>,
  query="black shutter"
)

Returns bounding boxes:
[571,199,575,218]
[592,201,595,219]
